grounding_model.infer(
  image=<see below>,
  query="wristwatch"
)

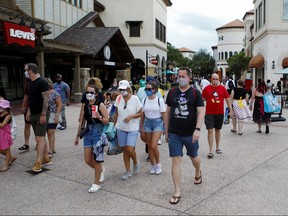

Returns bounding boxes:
[195,127,201,131]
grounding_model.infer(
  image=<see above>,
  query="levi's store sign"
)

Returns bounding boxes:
[3,22,36,47]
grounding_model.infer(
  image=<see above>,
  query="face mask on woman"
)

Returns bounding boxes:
[145,89,154,97]
[178,77,189,87]
[119,90,128,96]
[86,93,95,101]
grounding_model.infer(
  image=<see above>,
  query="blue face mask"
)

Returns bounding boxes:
[145,90,153,97]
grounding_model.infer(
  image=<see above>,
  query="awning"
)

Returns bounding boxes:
[249,54,264,68]
[274,68,288,74]
[282,57,288,67]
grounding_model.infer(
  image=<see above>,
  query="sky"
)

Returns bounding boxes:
[167,0,254,53]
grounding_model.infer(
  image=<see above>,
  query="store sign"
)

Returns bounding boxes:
[2,22,36,47]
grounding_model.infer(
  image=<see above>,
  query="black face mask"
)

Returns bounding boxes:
[56,81,61,84]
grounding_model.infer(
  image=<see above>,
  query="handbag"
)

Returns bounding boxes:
[263,92,281,113]
[237,97,244,109]
[107,135,122,155]
[48,112,62,124]
[102,122,116,140]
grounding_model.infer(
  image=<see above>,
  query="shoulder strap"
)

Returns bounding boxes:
[144,97,147,106]
[190,87,196,100]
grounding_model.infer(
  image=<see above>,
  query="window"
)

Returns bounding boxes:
[256,1,266,31]
[155,19,166,43]
[130,23,141,37]
[284,0,288,20]
[229,51,233,57]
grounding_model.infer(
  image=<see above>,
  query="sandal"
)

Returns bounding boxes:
[18,144,29,150]
[9,157,17,166]
[207,153,213,159]
[238,133,243,135]
[230,129,237,133]
[216,149,222,154]
[170,195,181,204]
[194,171,202,185]
[256,130,262,133]
[0,167,9,172]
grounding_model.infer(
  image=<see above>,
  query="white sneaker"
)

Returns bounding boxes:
[150,165,156,174]
[88,184,101,193]
[155,163,162,175]
[122,171,132,180]
[99,167,105,183]
[133,160,140,175]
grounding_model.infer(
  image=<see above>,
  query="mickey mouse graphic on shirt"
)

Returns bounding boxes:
[174,95,189,116]
[211,91,221,103]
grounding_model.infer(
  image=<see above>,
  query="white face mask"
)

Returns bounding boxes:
[120,91,128,96]
[178,78,189,87]
[86,93,95,101]
[24,71,30,79]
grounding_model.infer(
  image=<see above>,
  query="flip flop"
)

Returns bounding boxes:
[0,167,9,172]
[216,149,222,154]
[9,157,17,166]
[194,171,202,185]
[207,153,213,159]
[256,130,262,133]
[170,195,181,204]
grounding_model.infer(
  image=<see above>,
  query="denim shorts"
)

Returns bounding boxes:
[205,114,224,130]
[117,129,139,147]
[83,124,104,148]
[168,133,199,158]
[144,117,164,132]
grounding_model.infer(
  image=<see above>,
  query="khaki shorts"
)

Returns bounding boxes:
[30,112,49,136]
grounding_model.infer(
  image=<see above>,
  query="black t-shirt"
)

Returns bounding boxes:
[166,87,204,136]
[233,88,247,100]
[28,77,49,115]
[84,101,103,125]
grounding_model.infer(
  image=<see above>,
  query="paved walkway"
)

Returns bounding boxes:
[1,103,288,215]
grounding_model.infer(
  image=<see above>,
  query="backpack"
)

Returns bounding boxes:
[11,115,17,140]
[228,80,235,89]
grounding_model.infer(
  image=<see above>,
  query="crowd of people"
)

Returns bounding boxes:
[0,63,282,204]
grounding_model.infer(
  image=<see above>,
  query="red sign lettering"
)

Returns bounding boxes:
[3,22,36,47]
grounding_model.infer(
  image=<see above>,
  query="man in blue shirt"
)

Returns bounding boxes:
[53,74,70,130]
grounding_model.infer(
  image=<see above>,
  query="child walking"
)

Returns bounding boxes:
[0,99,17,172]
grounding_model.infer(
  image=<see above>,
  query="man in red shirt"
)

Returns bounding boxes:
[202,73,233,159]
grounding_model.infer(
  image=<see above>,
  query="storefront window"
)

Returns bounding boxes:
[284,0,288,20]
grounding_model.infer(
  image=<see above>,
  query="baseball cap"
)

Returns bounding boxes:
[0,100,11,109]
[146,76,156,83]
[118,80,131,90]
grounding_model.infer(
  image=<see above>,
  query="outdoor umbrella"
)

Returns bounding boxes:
[274,68,288,74]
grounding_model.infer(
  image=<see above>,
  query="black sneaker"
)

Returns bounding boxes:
[265,125,269,134]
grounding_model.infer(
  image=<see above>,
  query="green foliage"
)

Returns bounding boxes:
[167,45,215,78]
[191,49,215,77]
[227,51,251,78]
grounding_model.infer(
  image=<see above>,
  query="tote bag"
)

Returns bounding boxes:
[48,112,63,124]
[263,92,281,113]
[102,122,116,140]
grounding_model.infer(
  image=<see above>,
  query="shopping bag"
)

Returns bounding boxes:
[263,92,281,113]
[102,122,116,140]
[223,107,229,124]
[107,136,122,155]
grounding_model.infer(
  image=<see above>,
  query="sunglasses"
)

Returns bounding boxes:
[124,102,127,109]
[118,89,126,92]
[144,88,153,91]
[86,91,95,94]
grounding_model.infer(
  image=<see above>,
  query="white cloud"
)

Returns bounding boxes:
[167,0,254,53]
